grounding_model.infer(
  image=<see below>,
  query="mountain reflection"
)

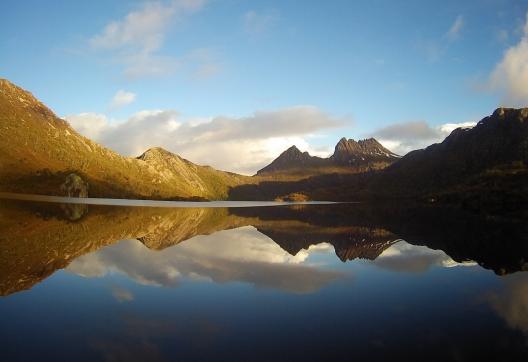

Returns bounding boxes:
[0,199,527,296]
[68,229,344,293]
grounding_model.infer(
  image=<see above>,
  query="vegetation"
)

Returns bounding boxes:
[0,79,252,200]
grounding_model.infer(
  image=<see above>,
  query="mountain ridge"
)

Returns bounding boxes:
[1,78,527,210]
[257,136,399,176]
[0,78,250,200]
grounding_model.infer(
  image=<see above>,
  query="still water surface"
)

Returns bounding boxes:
[1,199,527,361]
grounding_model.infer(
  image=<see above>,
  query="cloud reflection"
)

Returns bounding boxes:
[67,226,345,293]
[489,273,528,335]
[374,241,477,273]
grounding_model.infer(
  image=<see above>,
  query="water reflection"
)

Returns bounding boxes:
[2,199,528,360]
[374,241,477,273]
[1,199,527,295]
[68,229,344,293]
[489,272,528,336]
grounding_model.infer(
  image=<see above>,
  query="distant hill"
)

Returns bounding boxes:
[257,137,399,177]
[0,79,250,200]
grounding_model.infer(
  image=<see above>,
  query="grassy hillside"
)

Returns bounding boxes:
[0,79,251,200]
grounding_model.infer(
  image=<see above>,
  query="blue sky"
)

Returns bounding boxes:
[1,0,527,173]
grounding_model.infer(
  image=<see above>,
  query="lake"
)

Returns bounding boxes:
[1,198,527,361]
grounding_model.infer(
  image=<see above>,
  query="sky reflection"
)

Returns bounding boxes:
[67,227,473,294]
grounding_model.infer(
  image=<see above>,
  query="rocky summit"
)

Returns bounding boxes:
[330,137,399,165]
[257,137,399,176]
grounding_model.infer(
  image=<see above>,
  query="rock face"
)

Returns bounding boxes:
[257,138,399,176]
[330,137,399,165]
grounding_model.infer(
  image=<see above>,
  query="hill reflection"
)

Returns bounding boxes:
[0,199,526,296]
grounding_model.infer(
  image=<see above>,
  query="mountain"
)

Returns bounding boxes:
[380,107,528,193]
[366,107,528,212]
[230,108,528,213]
[0,79,250,200]
[257,137,399,176]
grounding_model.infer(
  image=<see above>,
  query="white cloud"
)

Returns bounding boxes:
[65,106,342,174]
[90,2,174,51]
[438,121,476,134]
[110,90,136,109]
[489,12,528,107]
[372,120,476,155]
[243,9,279,35]
[89,0,210,78]
[66,112,110,140]
[446,15,464,41]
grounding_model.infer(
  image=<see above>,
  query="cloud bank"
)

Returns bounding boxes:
[372,120,476,155]
[66,106,341,174]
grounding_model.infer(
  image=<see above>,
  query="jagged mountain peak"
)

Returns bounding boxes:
[330,137,399,166]
[257,136,399,176]
[276,145,313,159]
[333,137,396,156]
[283,145,303,155]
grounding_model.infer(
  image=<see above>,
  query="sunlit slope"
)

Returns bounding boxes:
[0,79,250,199]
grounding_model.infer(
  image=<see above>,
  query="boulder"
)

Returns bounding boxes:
[60,173,89,198]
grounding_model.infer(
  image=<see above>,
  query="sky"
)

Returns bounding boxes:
[1,0,528,174]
